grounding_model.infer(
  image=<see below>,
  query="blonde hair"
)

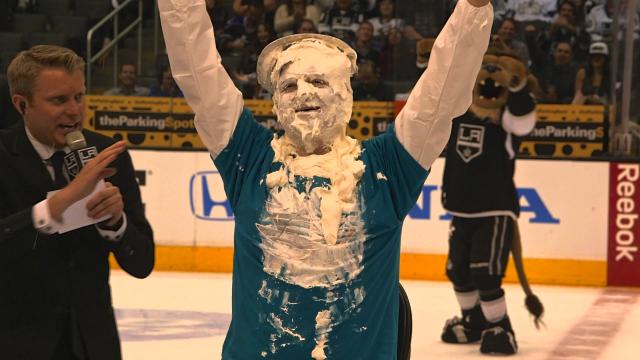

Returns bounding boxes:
[7,45,85,100]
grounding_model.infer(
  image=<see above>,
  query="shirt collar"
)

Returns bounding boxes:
[24,125,70,160]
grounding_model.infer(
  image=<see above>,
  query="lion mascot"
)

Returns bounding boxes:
[439,39,544,356]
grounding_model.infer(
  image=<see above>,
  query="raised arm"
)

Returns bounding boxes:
[158,0,244,158]
[395,0,493,169]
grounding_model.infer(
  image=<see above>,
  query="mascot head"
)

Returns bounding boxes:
[473,37,528,111]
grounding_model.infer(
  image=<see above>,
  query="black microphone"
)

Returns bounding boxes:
[63,131,99,179]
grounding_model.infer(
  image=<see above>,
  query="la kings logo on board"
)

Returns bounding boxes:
[456,124,484,163]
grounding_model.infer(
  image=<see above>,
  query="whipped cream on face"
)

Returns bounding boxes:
[271,41,354,156]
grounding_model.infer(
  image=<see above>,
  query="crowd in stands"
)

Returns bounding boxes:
[201,0,640,106]
[1,0,639,106]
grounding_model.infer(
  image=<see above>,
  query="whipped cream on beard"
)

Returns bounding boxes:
[276,91,352,156]
[267,134,365,245]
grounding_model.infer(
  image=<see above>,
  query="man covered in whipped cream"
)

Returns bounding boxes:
[158,0,492,358]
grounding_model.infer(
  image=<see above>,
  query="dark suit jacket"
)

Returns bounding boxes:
[0,124,155,360]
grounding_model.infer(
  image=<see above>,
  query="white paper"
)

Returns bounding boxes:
[47,180,111,234]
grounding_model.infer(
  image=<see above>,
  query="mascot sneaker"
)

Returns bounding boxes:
[480,317,518,355]
[441,306,486,344]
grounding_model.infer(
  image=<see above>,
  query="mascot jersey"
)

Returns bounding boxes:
[214,108,427,359]
[441,112,521,219]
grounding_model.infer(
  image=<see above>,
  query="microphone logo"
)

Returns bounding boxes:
[64,131,98,179]
[64,147,98,178]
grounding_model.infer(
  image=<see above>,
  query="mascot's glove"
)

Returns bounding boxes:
[416,38,435,69]
[498,56,535,116]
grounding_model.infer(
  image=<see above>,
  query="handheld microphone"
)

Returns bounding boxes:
[64,131,99,179]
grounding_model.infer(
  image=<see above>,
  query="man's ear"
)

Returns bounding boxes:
[11,94,28,116]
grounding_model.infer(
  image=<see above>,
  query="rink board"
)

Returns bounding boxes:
[85,97,606,158]
[117,150,612,286]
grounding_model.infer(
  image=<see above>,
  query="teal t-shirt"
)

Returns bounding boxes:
[214,108,428,359]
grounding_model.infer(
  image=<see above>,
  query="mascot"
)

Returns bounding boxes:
[439,40,544,356]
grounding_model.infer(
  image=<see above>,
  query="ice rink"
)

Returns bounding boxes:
[110,270,639,359]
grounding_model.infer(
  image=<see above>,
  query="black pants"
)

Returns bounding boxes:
[446,216,514,286]
[52,312,86,360]
[398,282,412,360]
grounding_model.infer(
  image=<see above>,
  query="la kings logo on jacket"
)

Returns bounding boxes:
[456,124,484,163]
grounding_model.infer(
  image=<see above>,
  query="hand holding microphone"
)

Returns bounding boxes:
[48,132,127,222]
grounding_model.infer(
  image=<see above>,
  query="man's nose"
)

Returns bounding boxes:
[66,99,83,116]
[297,80,315,95]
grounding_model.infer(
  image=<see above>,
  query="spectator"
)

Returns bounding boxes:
[549,0,591,59]
[351,21,382,65]
[220,2,265,55]
[318,0,365,43]
[233,0,279,30]
[353,0,377,14]
[353,59,395,101]
[207,0,231,33]
[265,0,280,24]
[495,17,531,67]
[539,41,580,103]
[274,0,321,36]
[310,0,378,13]
[368,0,405,44]
[550,1,580,43]
[493,0,508,19]
[296,18,319,33]
[234,51,271,99]
[253,22,277,53]
[400,0,447,41]
[378,26,415,81]
[585,0,640,42]
[232,23,275,99]
[570,0,588,28]
[505,0,557,26]
[526,0,590,69]
[104,63,150,96]
[573,41,611,105]
[149,67,184,97]
[13,0,35,13]
[307,0,336,12]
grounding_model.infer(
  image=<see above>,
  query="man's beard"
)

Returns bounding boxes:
[276,93,351,155]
